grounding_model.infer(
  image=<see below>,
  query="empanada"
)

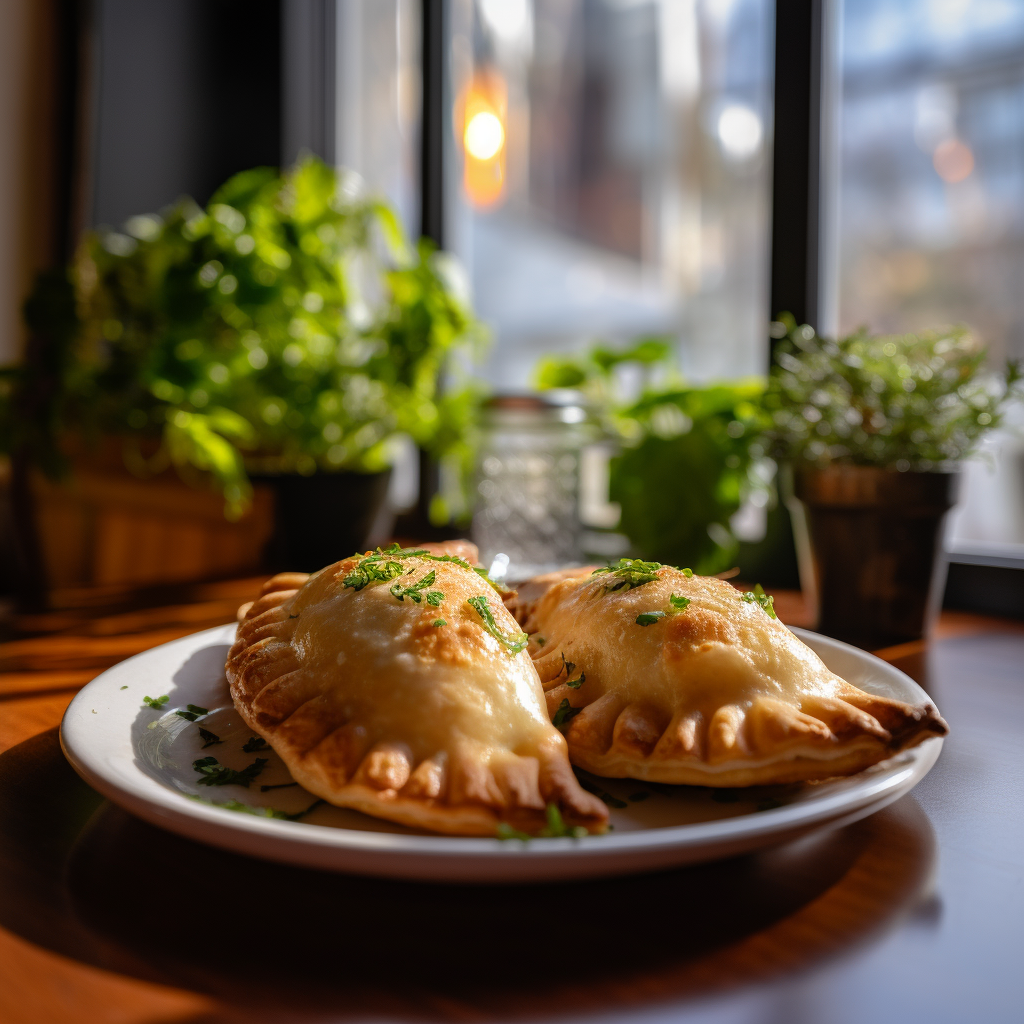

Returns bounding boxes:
[508,560,948,786]
[226,542,607,836]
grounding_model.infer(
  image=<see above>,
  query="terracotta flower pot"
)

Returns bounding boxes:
[787,465,959,650]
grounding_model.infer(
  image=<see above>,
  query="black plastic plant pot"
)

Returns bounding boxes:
[255,470,393,573]
[788,465,959,650]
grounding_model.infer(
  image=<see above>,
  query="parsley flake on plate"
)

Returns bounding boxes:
[192,756,268,788]
[175,704,209,722]
[189,795,324,821]
[198,727,223,748]
[540,803,588,838]
[496,822,533,841]
[142,694,169,709]
[242,736,268,752]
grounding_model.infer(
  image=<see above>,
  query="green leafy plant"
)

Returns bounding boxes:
[535,342,770,574]
[765,313,1022,469]
[2,157,486,518]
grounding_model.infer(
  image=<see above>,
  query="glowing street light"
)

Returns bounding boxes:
[459,68,508,208]
[464,111,505,161]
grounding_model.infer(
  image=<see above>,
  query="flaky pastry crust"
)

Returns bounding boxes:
[226,542,607,836]
[508,566,948,786]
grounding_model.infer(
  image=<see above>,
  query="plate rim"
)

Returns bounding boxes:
[59,622,944,866]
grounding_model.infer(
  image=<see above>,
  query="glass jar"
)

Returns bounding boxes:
[472,392,598,581]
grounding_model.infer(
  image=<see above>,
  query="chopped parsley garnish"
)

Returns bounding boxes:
[552,698,582,728]
[120,685,128,690]
[496,822,533,841]
[342,550,406,590]
[175,704,209,722]
[389,568,444,606]
[190,795,324,821]
[198,727,222,748]
[535,636,547,647]
[682,568,693,578]
[741,583,777,619]
[592,558,664,592]
[192,756,268,787]
[561,655,585,689]
[142,694,169,709]
[261,781,298,792]
[540,803,588,838]
[466,595,528,654]
[242,736,268,752]
[432,619,447,627]
[497,804,588,840]
[638,593,690,626]
[636,611,666,626]
[340,543,507,595]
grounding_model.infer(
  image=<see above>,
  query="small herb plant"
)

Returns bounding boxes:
[766,313,1022,470]
[535,342,770,574]
[4,157,485,518]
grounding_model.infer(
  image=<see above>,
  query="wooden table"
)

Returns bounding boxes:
[1,581,1022,1024]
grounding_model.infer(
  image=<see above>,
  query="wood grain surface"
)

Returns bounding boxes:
[0,580,1021,1024]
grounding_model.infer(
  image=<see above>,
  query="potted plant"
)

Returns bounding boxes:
[535,340,771,574]
[2,157,485,576]
[766,314,1022,649]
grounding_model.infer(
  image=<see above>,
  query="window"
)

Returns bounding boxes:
[445,0,775,388]
[835,0,1024,558]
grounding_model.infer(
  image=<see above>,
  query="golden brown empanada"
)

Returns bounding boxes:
[226,542,607,836]
[509,560,948,786]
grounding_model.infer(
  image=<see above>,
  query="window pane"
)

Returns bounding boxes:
[837,0,1024,553]
[335,0,421,236]
[447,0,775,387]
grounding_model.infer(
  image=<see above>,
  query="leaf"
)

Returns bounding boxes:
[552,698,582,728]
[192,756,268,788]
[635,611,666,626]
[198,727,222,748]
[175,703,210,722]
[466,595,528,654]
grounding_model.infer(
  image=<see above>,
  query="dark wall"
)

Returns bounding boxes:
[90,0,281,227]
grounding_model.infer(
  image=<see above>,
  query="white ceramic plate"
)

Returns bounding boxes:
[60,624,943,883]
